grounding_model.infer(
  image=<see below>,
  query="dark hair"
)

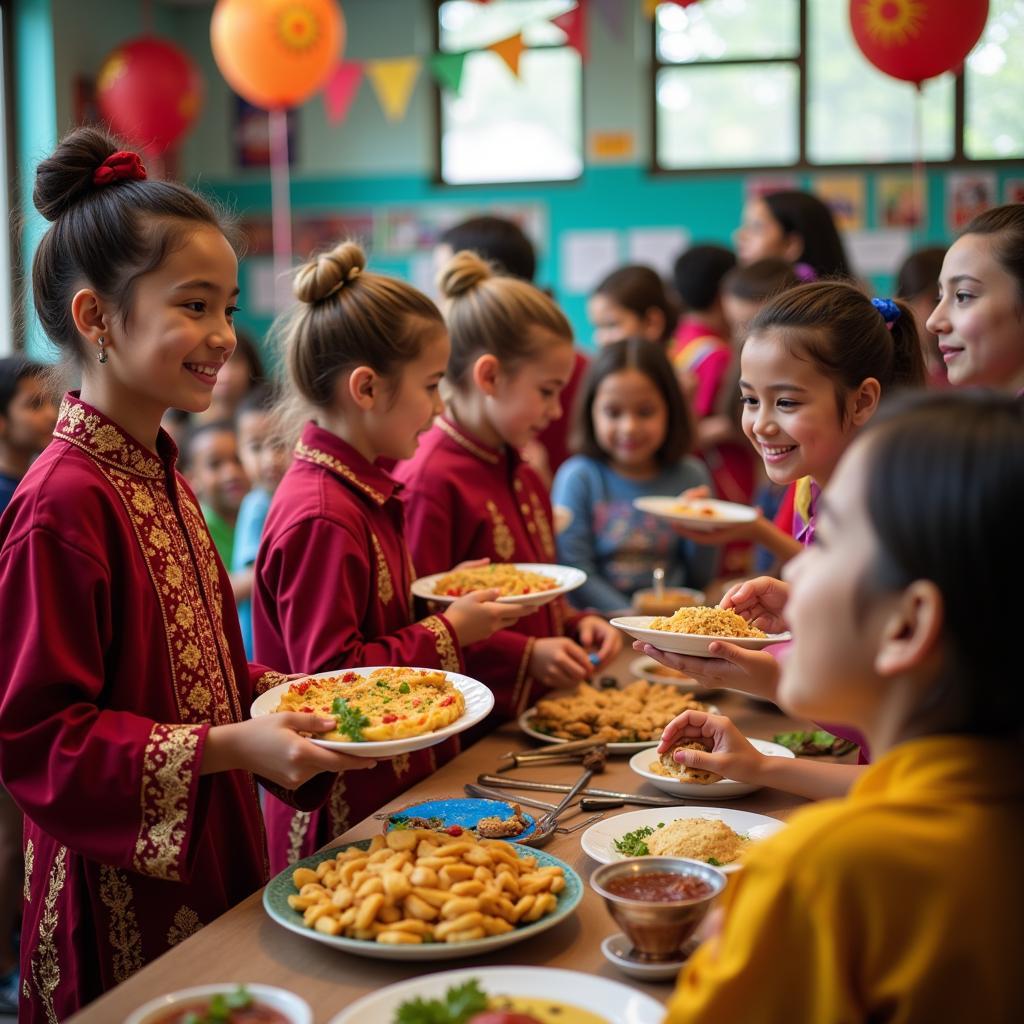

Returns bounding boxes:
[237,381,278,419]
[762,191,851,280]
[232,329,266,387]
[747,281,926,418]
[672,245,737,312]
[958,203,1024,305]
[182,418,236,469]
[861,391,1024,736]
[439,216,537,282]
[574,338,693,467]
[895,247,946,303]
[32,126,236,367]
[722,258,800,303]
[0,357,48,418]
[592,265,679,344]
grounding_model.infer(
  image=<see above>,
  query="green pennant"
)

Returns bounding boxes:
[429,51,468,94]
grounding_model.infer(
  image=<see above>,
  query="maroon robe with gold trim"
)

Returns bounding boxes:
[253,424,463,874]
[394,416,585,719]
[0,395,324,1024]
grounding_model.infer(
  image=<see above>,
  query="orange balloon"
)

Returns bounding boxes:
[211,0,346,110]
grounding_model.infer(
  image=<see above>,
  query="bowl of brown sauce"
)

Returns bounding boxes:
[124,983,312,1024]
[590,857,725,961]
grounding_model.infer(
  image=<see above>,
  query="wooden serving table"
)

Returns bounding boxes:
[69,659,848,1023]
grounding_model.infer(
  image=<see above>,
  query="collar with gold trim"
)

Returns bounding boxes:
[293,423,398,507]
[436,416,508,466]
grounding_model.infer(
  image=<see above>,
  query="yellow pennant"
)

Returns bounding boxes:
[489,32,526,77]
[366,57,422,121]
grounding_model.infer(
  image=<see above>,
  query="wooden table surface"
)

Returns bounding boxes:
[69,658,845,1023]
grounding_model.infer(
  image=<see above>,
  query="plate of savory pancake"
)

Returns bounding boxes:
[412,562,586,608]
[250,666,493,757]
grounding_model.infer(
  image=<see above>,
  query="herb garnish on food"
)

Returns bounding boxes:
[394,978,489,1024]
[774,729,857,757]
[181,986,253,1024]
[331,697,371,741]
[613,823,663,857]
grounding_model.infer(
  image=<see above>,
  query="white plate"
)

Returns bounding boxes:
[327,966,665,1024]
[580,806,785,873]
[553,504,573,534]
[125,984,312,1024]
[628,739,795,800]
[612,616,790,657]
[628,655,702,689]
[411,562,586,608]
[633,495,758,531]
[250,668,494,757]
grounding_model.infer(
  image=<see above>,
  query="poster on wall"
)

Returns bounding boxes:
[876,174,927,229]
[946,172,997,232]
[1003,178,1024,205]
[234,96,298,168]
[745,175,801,201]
[813,175,865,231]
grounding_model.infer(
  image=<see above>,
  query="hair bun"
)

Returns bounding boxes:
[438,250,493,299]
[293,240,366,304]
[33,126,125,222]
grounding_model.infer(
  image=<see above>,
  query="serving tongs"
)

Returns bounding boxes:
[520,746,608,848]
[476,772,682,808]
[464,782,623,813]
[497,735,608,772]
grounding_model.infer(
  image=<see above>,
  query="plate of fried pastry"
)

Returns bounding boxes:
[612,605,790,657]
[412,562,586,609]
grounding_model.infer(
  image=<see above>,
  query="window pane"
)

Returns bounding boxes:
[965,0,1024,159]
[441,48,582,184]
[656,64,799,169]
[439,0,574,52]
[807,0,954,164]
[656,0,799,64]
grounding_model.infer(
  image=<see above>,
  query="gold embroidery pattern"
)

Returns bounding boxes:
[133,724,202,881]
[32,844,67,1024]
[255,670,290,696]
[328,776,350,838]
[166,906,203,947]
[486,501,515,560]
[294,440,387,505]
[21,978,29,1001]
[286,811,312,867]
[514,637,537,716]
[371,532,395,605]
[421,616,460,671]
[437,417,500,465]
[23,838,33,903]
[54,397,162,478]
[98,866,144,983]
[391,754,411,781]
[528,492,556,560]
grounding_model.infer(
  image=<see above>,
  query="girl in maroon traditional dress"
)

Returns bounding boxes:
[394,251,622,717]
[0,128,373,1023]
[253,241,526,874]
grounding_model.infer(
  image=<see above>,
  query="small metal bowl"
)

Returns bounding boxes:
[591,857,725,962]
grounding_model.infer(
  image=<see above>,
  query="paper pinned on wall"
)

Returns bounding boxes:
[626,227,690,279]
[561,230,621,294]
[845,229,912,278]
[247,260,281,316]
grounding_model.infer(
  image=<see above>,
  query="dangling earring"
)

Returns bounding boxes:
[97,337,108,364]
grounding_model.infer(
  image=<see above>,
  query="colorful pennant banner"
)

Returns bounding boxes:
[365,57,422,122]
[324,61,363,124]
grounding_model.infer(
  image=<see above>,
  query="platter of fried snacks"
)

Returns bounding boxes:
[411,562,586,608]
[518,680,716,754]
[250,667,494,757]
[632,496,758,531]
[611,606,789,658]
[262,828,583,960]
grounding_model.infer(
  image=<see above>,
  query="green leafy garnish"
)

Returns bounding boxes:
[707,857,722,866]
[399,681,411,694]
[614,824,661,857]
[394,979,489,1024]
[773,729,857,756]
[331,697,371,742]
[181,987,253,1023]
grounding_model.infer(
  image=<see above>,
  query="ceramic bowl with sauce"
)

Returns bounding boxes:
[590,857,725,962]
[124,983,313,1024]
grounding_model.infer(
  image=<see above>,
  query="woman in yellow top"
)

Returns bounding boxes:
[662,391,1024,1023]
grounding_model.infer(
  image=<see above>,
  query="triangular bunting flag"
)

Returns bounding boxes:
[324,61,363,125]
[552,1,588,62]
[489,33,526,77]
[366,57,422,122]
[429,51,468,94]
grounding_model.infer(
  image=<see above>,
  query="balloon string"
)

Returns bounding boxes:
[911,84,924,244]
[269,109,293,314]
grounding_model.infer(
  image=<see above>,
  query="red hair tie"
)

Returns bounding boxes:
[92,151,148,187]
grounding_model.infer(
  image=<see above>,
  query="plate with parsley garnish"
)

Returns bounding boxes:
[250,666,493,756]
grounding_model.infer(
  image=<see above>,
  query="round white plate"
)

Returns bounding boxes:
[553,504,574,534]
[628,655,702,689]
[601,931,697,983]
[327,965,666,1024]
[250,667,494,757]
[580,806,785,873]
[628,739,795,800]
[612,615,790,657]
[633,495,758,532]
[125,984,312,1024]
[411,562,586,608]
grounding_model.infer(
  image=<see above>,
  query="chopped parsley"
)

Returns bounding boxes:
[331,697,371,742]
[394,979,488,1024]
[399,681,411,694]
[613,823,664,858]
[707,857,722,867]
[181,986,253,1023]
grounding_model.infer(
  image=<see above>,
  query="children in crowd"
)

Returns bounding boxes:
[552,339,715,612]
[587,265,678,347]
[233,384,291,658]
[0,357,57,515]
[184,419,249,568]
[395,251,622,708]
[253,241,527,873]
[927,203,1024,396]
[0,127,366,1023]
[720,258,800,344]
[895,246,947,388]
[735,190,850,281]
[663,391,1024,1021]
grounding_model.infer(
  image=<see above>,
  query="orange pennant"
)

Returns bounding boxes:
[489,32,526,77]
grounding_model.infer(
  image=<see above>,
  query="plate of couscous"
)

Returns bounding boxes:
[612,605,789,657]
[412,562,586,608]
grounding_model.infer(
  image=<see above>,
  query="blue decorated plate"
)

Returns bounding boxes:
[385,796,537,843]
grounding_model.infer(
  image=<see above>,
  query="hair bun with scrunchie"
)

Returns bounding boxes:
[293,241,366,304]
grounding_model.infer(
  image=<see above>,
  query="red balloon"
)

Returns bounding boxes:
[850,0,989,86]
[96,37,203,154]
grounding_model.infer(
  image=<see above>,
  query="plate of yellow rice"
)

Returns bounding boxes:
[611,605,789,657]
[412,563,586,608]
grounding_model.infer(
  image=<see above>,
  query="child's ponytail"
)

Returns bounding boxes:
[885,298,927,390]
